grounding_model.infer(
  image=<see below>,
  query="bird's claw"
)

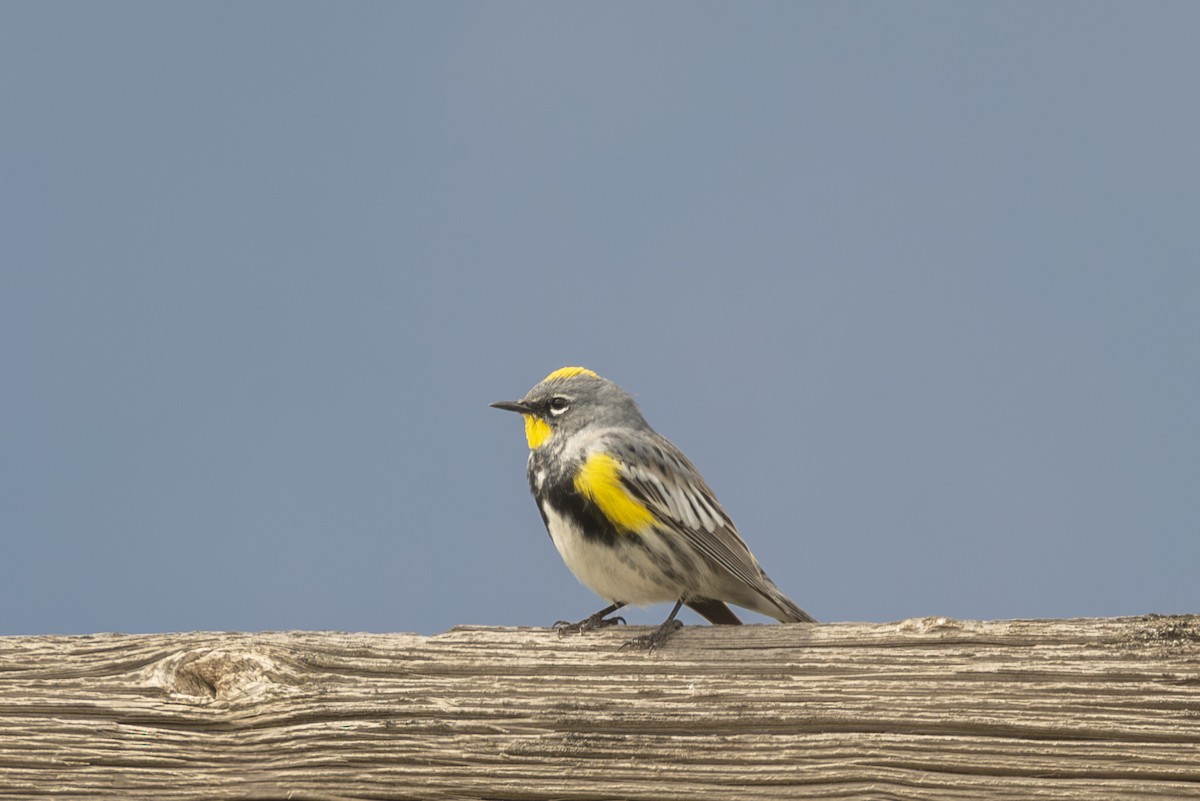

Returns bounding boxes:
[620,619,684,652]
[554,614,626,637]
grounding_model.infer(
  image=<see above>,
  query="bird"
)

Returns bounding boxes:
[491,366,815,650]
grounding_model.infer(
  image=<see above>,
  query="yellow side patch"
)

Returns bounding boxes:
[543,366,599,382]
[574,452,655,532]
[523,415,552,450]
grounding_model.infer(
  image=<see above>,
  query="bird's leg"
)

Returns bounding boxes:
[554,602,627,636]
[622,599,685,652]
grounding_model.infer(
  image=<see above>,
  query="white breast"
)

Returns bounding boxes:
[540,503,679,606]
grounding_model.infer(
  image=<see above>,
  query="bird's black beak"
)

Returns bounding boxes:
[490,400,531,414]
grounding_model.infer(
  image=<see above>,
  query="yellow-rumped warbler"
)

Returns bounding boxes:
[492,366,815,649]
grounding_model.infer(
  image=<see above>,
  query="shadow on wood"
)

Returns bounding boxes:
[2,615,1199,799]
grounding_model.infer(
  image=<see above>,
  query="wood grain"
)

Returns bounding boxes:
[2,615,1198,799]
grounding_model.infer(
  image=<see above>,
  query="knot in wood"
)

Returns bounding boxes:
[154,648,287,701]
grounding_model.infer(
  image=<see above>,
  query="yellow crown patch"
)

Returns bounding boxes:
[543,366,599,382]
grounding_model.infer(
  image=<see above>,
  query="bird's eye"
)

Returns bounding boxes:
[548,396,570,415]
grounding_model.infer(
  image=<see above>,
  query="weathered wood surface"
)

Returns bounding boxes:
[1,616,1198,800]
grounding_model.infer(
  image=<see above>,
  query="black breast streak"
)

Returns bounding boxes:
[540,478,625,547]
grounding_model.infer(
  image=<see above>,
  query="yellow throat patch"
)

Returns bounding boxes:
[573,452,656,532]
[523,415,552,449]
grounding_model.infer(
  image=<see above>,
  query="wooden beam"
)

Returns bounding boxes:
[2,616,1198,799]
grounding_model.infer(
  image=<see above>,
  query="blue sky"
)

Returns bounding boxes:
[3,3,1197,635]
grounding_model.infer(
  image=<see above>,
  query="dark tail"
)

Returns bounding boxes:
[768,592,817,623]
[687,599,743,625]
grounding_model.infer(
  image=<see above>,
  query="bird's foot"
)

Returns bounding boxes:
[620,619,684,652]
[554,611,626,637]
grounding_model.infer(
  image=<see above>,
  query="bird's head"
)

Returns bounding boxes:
[491,366,647,449]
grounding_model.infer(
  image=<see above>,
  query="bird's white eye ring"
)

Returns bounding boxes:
[549,396,570,415]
